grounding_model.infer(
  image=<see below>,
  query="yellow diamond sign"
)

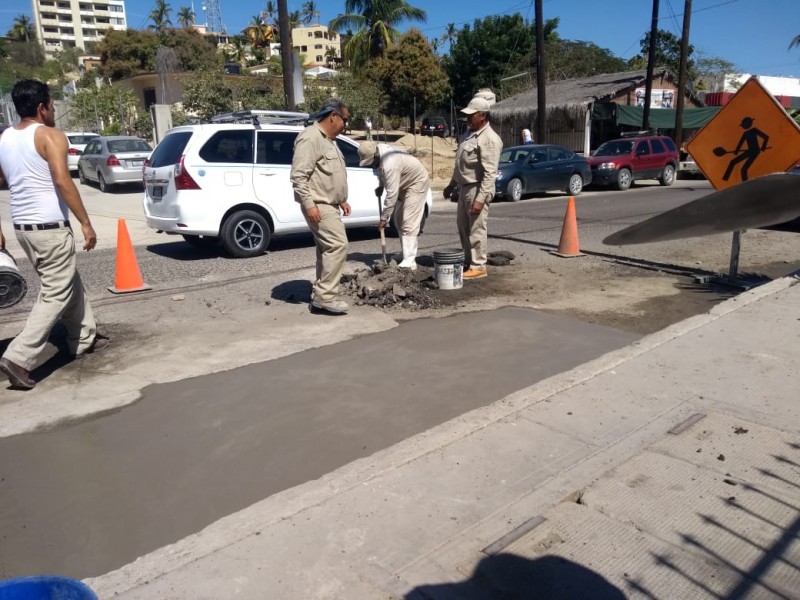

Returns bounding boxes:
[687,77,800,190]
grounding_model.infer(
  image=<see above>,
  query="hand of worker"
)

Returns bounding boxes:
[340,202,352,217]
[305,205,322,224]
[470,200,484,215]
[374,186,383,198]
[443,184,454,199]
[81,223,98,251]
[378,219,386,231]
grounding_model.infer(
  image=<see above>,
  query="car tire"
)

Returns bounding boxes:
[98,172,109,192]
[567,173,584,196]
[615,168,632,191]
[182,234,219,249]
[221,210,271,258]
[659,164,676,186]
[507,178,523,202]
[78,166,87,185]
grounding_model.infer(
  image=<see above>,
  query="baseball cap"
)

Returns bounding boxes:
[358,141,378,167]
[461,97,491,115]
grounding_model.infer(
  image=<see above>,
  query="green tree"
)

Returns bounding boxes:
[68,84,139,133]
[545,40,626,81]
[148,0,173,36]
[288,11,302,29]
[329,0,427,71]
[789,34,800,50]
[181,71,235,119]
[692,52,737,92]
[164,29,223,73]
[302,1,320,25]
[232,76,285,109]
[8,14,35,42]
[440,23,457,50]
[99,29,160,80]
[444,14,537,106]
[366,29,449,122]
[628,29,696,81]
[262,1,277,26]
[331,71,387,129]
[177,6,195,29]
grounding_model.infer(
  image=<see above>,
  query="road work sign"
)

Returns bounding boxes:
[687,77,800,190]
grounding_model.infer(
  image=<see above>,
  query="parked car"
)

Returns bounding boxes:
[65,132,100,173]
[142,118,433,258]
[495,144,592,202]
[78,136,152,192]
[589,134,679,190]
[420,117,449,138]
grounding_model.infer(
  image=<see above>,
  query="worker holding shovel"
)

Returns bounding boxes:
[358,141,430,270]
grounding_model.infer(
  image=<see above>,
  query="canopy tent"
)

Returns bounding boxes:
[305,66,337,79]
[592,103,722,129]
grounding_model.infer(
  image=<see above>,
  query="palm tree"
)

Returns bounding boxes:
[9,14,34,42]
[329,0,427,70]
[177,6,195,29]
[262,1,277,27]
[790,34,800,50]
[288,11,302,29]
[243,14,275,48]
[440,22,456,49]
[148,0,173,35]
[302,1,320,26]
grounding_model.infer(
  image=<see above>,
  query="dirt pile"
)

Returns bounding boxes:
[340,263,440,310]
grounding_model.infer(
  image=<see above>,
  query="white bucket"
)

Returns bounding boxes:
[435,263,463,290]
[0,249,28,308]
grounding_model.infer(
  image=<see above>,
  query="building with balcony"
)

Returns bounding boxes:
[290,24,340,68]
[32,0,127,58]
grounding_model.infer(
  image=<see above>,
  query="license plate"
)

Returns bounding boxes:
[131,160,143,167]
[151,186,163,201]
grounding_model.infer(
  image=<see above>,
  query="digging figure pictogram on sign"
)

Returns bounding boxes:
[720,117,769,182]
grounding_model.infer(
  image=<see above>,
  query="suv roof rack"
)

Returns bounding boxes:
[209,109,310,126]
[620,129,658,138]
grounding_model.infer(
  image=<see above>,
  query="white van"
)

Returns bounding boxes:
[142,118,432,257]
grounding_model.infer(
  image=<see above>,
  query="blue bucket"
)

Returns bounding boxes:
[0,576,98,600]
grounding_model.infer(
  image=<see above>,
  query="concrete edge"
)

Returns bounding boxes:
[87,274,799,594]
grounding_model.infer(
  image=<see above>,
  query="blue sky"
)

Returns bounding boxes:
[4,0,799,77]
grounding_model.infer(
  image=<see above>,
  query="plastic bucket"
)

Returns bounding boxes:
[0,575,98,600]
[433,248,465,290]
[0,249,27,309]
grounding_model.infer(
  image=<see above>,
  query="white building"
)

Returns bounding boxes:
[31,0,127,58]
[723,74,800,98]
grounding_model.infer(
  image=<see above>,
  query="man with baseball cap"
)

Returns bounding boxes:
[290,98,351,314]
[358,141,430,270]
[443,96,503,279]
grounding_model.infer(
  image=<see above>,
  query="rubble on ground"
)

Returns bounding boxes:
[340,262,440,310]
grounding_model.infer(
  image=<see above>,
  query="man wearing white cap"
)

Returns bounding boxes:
[358,141,430,270]
[443,97,502,279]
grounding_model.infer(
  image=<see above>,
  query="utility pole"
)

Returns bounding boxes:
[277,0,295,109]
[535,0,546,143]
[642,0,660,130]
[674,0,692,152]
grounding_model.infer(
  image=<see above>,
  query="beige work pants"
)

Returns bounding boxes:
[4,227,97,370]
[306,203,349,303]
[456,183,490,268]
[395,185,428,237]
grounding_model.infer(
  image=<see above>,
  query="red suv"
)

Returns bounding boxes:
[589,134,679,190]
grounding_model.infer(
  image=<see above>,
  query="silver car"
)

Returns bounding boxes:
[65,132,99,173]
[77,136,152,192]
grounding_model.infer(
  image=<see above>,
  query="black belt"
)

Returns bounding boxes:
[13,221,71,232]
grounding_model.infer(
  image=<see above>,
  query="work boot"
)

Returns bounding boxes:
[463,267,488,280]
[398,236,418,270]
[311,298,349,314]
[0,357,35,390]
[73,334,111,358]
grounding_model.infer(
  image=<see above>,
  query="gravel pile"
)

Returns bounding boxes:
[340,263,440,310]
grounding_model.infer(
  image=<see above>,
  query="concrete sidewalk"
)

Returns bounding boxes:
[85,273,800,599]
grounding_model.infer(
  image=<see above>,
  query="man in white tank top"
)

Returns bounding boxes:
[0,79,109,390]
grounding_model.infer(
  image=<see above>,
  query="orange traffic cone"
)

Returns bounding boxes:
[108,219,151,294]
[551,197,584,258]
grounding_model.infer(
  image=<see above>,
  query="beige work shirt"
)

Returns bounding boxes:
[291,122,348,210]
[450,122,503,205]
[376,145,430,222]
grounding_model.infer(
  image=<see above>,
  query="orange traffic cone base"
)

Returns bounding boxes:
[550,249,585,258]
[108,282,152,294]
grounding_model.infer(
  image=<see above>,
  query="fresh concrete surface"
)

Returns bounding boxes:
[73,273,799,599]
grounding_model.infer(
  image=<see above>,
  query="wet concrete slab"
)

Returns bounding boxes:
[0,307,638,579]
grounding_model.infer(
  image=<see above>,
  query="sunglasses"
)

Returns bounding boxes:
[332,111,348,125]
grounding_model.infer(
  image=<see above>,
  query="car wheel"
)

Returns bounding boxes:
[615,168,632,191]
[182,234,219,249]
[507,178,523,202]
[78,166,87,185]
[567,173,584,196]
[98,172,109,192]
[221,210,271,258]
[659,164,676,186]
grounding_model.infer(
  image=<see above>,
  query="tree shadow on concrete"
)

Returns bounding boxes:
[406,553,625,600]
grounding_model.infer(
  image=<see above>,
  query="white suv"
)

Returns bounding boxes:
[142,117,432,257]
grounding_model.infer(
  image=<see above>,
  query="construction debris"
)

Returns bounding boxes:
[340,263,440,310]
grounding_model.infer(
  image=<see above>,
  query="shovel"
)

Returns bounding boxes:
[376,187,388,264]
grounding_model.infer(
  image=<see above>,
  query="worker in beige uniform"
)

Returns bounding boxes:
[0,79,109,390]
[443,97,503,279]
[357,141,430,270]
[290,98,352,314]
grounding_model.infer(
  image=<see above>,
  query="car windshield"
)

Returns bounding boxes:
[107,139,151,153]
[499,148,532,163]
[594,140,634,157]
[68,135,99,144]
